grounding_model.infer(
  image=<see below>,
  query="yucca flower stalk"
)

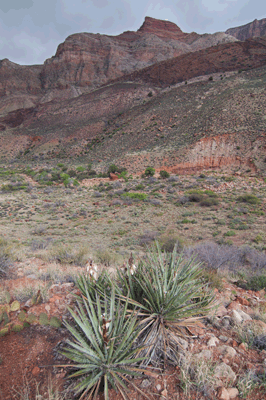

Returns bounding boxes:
[60,287,148,400]
[117,242,214,365]
[75,269,113,302]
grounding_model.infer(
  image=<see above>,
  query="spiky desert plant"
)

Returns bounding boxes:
[61,287,148,400]
[117,242,214,365]
[75,269,113,302]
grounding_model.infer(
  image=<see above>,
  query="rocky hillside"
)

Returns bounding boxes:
[0,16,266,176]
[226,18,266,41]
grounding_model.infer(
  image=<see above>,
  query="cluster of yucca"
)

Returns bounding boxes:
[62,243,214,400]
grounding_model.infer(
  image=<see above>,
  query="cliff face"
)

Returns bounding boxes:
[112,37,266,87]
[226,18,266,41]
[0,16,266,118]
[0,17,238,114]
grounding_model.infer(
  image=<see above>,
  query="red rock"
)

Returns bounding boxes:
[236,296,250,306]
[109,173,119,181]
[227,301,241,311]
[32,366,40,376]
[238,342,248,351]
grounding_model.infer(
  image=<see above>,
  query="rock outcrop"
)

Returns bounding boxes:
[0,16,237,114]
[226,18,266,41]
[112,37,266,87]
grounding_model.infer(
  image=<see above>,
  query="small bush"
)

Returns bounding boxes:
[237,194,260,205]
[160,170,170,179]
[144,167,155,177]
[49,245,89,266]
[122,192,147,201]
[200,197,219,207]
[224,230,236,237]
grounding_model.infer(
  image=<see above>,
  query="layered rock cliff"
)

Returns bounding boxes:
[226,18,266,41]
[0,17,238,114]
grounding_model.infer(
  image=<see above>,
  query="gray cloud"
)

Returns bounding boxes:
[0,0,33,13]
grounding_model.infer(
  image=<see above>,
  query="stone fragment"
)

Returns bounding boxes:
[217,387,230,400]
[219,335,229,342]
[156,384,162,391]
[231,310,242,324]
[140,379,151,388]
[195,349,213,360]
[227,387,239,399]
[214,363,236,383]
[237,309,252,322]
[238,342,248,351]
[208,336,219,347]
[219,345,236,358]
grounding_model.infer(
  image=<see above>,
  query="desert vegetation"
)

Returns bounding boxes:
[1,164,266,399]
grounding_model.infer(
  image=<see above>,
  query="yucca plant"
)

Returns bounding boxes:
[61,287,148,400]
[117,242,214,365]
[75,269,113,302]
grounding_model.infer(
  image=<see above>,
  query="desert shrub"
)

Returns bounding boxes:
[186,190,204,202]
[158,234,184,253]
[224,230,236,237]
[0,238,14,278]
[122,192,147,201]
[149,199,162,206]
[95,249,120,266]
[185,241,242,272]
[67,169,77,177]
[32,225,46,235]
[160,170,170,179]
[168,175,179,182]
[238,275,266,291]
[177,196,190,205]
[237,194,260,205]
[144,167,155,177]
[200,197,219,207]
[93,191,103,198]
[107,164,126,175]
[49,245,89,266]
[116,243,214,365]
[30,238,53,251]
[139,230,159,246]
[76,166,86,172]
[135,183,145,190]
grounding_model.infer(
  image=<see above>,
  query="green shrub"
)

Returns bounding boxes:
[144,167,155,177]
[237,275,266,291]
[160,170,170,179]
[76,166,86,172]
[224,230,236,237]
[122,192,147,201]
[200,197,219,207]
[237,194,260,205]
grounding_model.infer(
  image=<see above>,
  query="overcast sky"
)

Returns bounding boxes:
[0,0,265,66]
